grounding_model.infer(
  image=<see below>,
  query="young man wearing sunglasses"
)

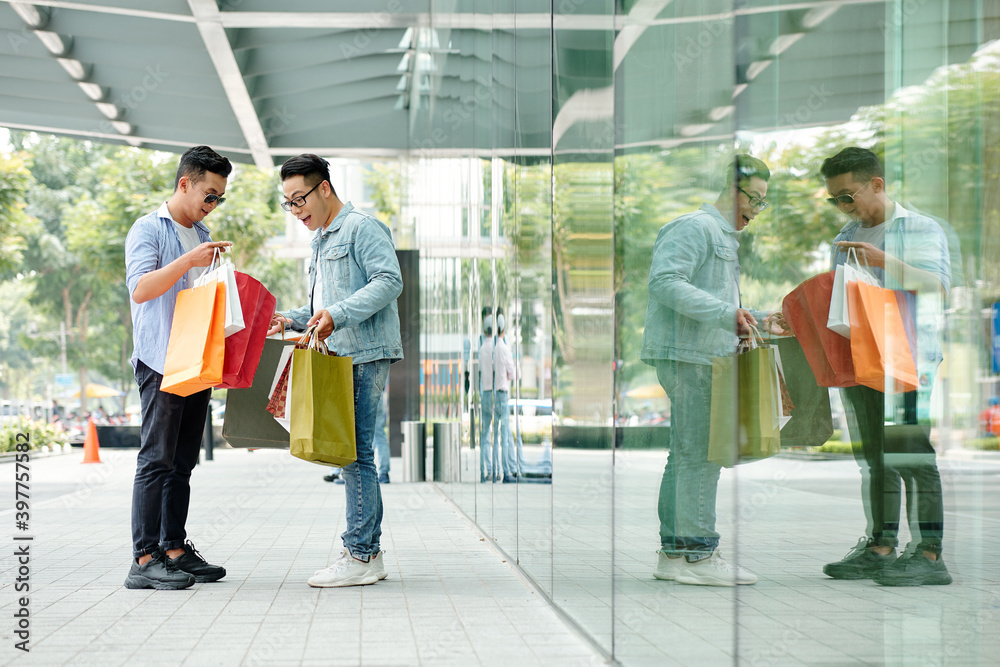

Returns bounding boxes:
[642,155,777,586]
[123,145,234,589]
[820,146,952,586]
[268,154,402,587]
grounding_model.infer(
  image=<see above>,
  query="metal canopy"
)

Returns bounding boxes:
[0,0,990,166]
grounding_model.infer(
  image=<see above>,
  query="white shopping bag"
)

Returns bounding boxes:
[268,345,295,433]
[195,249,244,337]
[827,247,877,339]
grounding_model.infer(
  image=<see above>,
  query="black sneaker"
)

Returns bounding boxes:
[124,550,195,590]
[323,472,340,482]
[873,552,952,586]
[168,541,227,583]
[823,538,896,580]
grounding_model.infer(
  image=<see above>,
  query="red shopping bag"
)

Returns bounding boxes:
[216,272,276,389]
[781,271,859,388]
[848,281,918,394]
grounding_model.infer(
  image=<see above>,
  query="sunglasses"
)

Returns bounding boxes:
[826,181,870,207]
[193,184,225,205]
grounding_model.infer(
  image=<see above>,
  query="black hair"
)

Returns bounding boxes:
[820,147,884,183]
[726,154,770,186]
[280,153,337,197]
[173,145,232,190]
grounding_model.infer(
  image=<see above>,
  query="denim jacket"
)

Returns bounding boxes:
[641,204,763,366]
[282,202,403,364]
[831,202,951,373]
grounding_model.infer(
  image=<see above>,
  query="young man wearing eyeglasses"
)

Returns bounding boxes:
[820,146,952,586]
[642,155,778,586]
[267,154,403,587]
[123,145,234,590]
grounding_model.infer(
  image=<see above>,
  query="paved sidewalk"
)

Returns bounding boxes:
[0,447,602,666]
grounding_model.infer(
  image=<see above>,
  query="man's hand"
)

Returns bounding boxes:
[762,310,791,335]
[307,309,335,341]
[834,240,885,269]
[188,241,233,268]
[735,308,758,336]
[266,314,292,337]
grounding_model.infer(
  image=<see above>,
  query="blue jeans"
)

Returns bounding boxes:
[480,389,511,480]
[656,360,722,556]
[131,360,211,559]
[373,391,390,482]
[340,360,389,561]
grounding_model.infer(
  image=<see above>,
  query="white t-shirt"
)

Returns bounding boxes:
[159,202,206,286]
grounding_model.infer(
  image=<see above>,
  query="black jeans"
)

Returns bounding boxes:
[842,385,944,554]
[131,360,210,559]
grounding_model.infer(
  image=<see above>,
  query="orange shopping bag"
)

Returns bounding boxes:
[161,281,226,396]
[848,280,918,394]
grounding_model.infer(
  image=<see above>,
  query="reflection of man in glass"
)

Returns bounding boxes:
[820,147,952,586]
[642,155,771,586]
[480,309,516,483]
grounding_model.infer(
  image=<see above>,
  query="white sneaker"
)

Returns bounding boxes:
[674,549,758,587]
[371,550,388,580]
[308,549,378,588]
[653,551,686,580]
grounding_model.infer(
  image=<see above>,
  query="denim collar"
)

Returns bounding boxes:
[699,203,738,235]
[311,201,355,249]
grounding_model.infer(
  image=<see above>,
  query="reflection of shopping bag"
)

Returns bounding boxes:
[828,247,877,338]
[770,336,834,448]
[222,338,294,448]
[289,327,357,467]
[194,250,244,337]
[782,271,859,388]
[708,333,782,468]
[161,282,225,396]
[849,281,918,394]
[217,273,276,389]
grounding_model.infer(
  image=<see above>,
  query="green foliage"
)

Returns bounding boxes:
[1,420,68,452]
[364,161,402,227]
[0,152,39,279]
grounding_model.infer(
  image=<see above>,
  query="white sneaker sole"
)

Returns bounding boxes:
[675,570,757,586]
[307,572,379,588]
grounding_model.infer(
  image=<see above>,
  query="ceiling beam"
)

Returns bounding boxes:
[186,0,271,170]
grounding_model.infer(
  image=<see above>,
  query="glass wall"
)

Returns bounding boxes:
[405,0,1000,663]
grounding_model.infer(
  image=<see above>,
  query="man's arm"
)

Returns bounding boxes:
[131,241,232,304]
[324,218,403,329]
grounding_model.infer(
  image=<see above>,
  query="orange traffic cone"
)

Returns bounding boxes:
[82,418,101,464]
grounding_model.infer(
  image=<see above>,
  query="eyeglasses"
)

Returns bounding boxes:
[280,181,322,212]
[192,184,225,206]
[738,187,769,211]
[826,181,871,207]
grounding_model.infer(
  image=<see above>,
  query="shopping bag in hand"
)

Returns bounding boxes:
[849,281,918,394]
[194,248,244,338]
[289,325,357,467]
[827,247,878,338]
[161,281,225,396]
[708,329,782,467]
[216,272,276,389]
[266,343,297,432]
[222,337,294,449]
[782,271,859,388]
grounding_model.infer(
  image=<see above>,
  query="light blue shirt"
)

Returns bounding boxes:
[125,202,212,374]
[831,202,951,373]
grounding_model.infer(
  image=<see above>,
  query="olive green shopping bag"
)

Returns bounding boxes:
[289,326,357,466]
[708,332,782,467]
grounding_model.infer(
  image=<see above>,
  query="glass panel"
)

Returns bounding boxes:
[551,0,616,653]
[613,1,739,662]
